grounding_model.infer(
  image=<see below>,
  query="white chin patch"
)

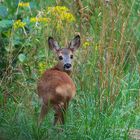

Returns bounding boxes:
[64,68,72,71]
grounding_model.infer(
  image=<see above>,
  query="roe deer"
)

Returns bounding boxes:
[37,35,80,125]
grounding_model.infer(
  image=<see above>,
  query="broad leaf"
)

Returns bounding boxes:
[0,19,12,31]
[0,5,8,18]
[18,53,26,63]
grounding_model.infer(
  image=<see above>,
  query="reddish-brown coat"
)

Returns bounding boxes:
[37,67,76,125]
[37,69,76,105]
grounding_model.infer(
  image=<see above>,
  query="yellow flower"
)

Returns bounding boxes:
[47,6,75,23]
[13,20,26,30]
[30,17,50,23]
[55,6,69,12]
[47,6,69,13]
[60,13,75,22]
[18,2,30,7]
[38,62,46,74]
[83,41,90,48]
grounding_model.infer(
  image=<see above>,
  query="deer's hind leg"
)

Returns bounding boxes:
[53,103,64,125]
[38,100,49,125]
[53,101,69,125]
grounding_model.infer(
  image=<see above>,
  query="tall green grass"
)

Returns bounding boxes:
[0,0,140,140]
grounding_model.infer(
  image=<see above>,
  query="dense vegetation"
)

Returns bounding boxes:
[0,0,140,139]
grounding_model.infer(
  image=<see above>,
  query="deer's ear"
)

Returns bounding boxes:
[48,37,60,52]
[68,35,80,51]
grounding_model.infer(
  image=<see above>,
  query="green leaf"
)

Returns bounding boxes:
[0,5,8,18]
[18,53,26,63]
[30,2,37,9]
[0,19,13,31]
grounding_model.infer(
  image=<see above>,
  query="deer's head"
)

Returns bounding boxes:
[48,35,80,72]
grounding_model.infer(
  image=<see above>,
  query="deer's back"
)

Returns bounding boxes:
[37,70,76,105]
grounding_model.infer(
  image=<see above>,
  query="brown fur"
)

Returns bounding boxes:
[37,67,76,125]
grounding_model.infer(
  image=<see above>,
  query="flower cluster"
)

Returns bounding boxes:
[38,62,46,74]
[30,17,50,23]
[13,20,26,30]
[83,41,90,48]
[47,6,75,23]
[16,4,75,31]
[48,6,69,12]
[18,2,30,7]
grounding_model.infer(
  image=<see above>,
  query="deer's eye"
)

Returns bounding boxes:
[59,56,63,60]
[70,55,73,59]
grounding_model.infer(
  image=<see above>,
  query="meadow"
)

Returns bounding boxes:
[0,0,140,139]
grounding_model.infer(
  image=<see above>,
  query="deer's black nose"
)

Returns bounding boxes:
[64,63,71,69]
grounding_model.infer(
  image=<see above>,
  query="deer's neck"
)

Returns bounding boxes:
[51,63,71,76]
